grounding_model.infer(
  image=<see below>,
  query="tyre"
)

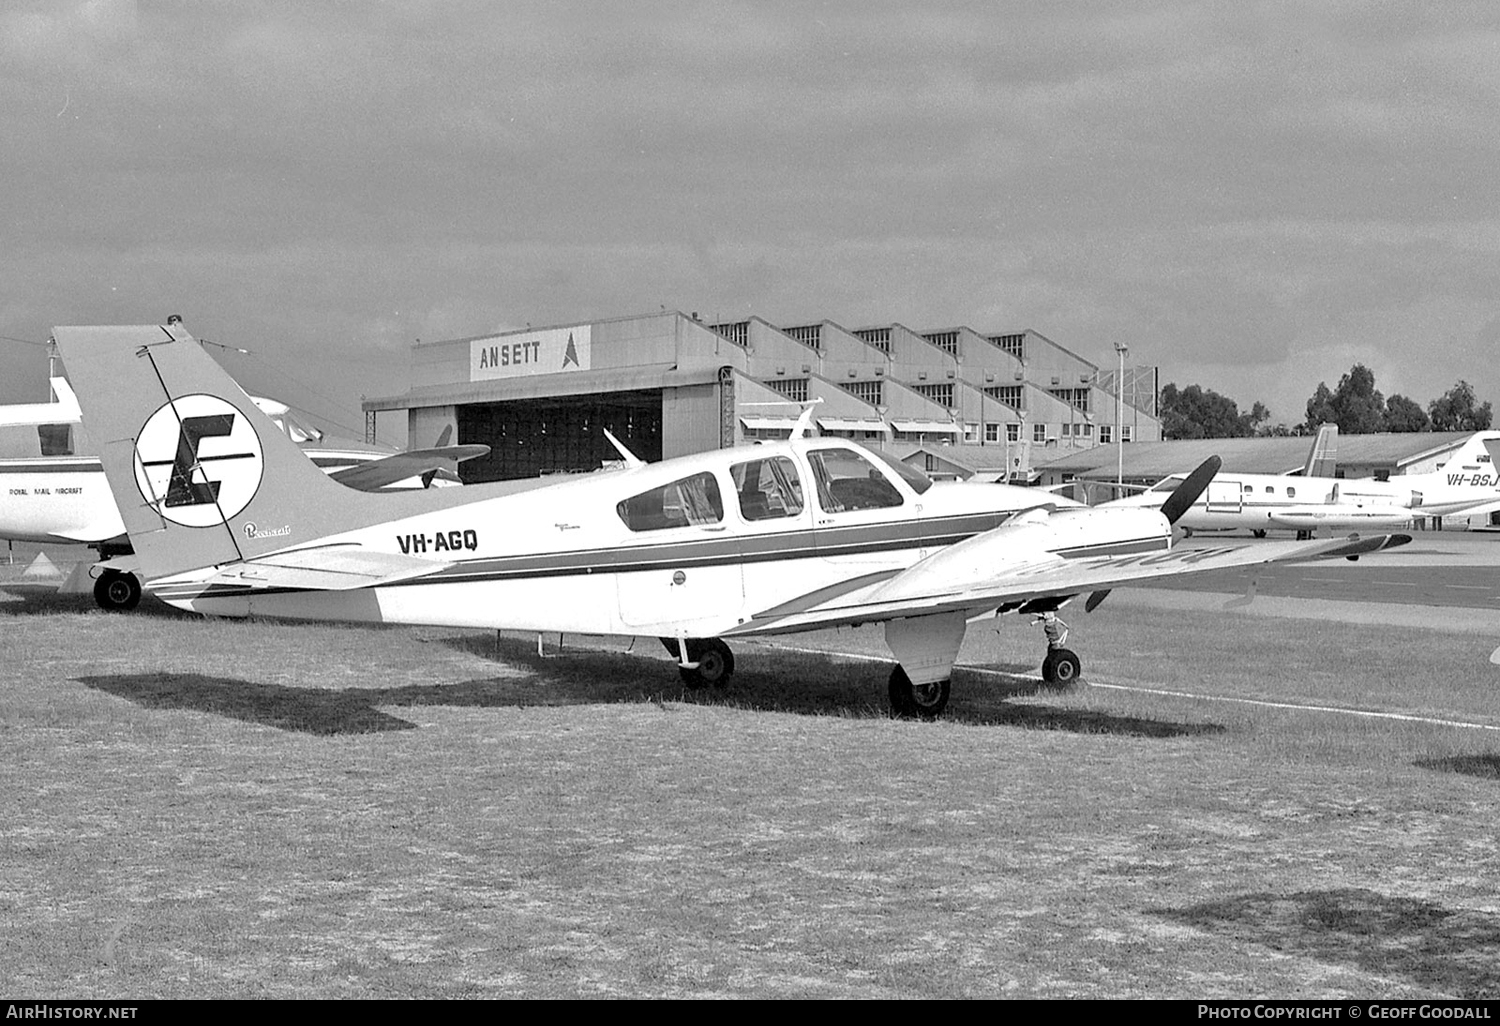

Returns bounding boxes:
[678,638,735,689]
[93,570,142,612]
[888,664,950,720]
[1049,648,1082,687]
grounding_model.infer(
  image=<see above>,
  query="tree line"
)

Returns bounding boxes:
[1158,365,1492,440]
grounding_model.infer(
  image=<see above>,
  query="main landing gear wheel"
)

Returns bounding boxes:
[888,665,950,720]
[672,638,735,690]
[93,570,142,612]
[1040,648,1082,688]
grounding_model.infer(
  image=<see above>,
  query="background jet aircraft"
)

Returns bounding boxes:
[0,374,487,610]
[52,322,1408,718]
[1106,430,1500,538]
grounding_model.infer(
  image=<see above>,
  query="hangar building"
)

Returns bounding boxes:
[362,310,1162,484]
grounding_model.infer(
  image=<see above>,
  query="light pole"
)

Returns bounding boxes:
[1114,341,1128,492]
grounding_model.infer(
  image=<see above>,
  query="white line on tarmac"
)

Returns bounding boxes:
[750,641,1500,733]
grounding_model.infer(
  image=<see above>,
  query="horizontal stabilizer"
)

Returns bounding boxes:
[155,544,451,593]
[328,445,491,492]
[0,378,81,428]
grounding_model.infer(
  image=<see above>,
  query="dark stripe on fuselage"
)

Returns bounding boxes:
[148,512,1177,606]
[150,510,1015,600]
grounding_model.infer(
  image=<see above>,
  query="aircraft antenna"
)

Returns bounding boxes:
[791,398,823,439]
[603,428,645,468]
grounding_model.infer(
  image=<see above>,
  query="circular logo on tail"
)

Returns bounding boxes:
[134,394,265,527]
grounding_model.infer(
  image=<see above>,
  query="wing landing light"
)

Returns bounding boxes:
[1159,455,1222,525]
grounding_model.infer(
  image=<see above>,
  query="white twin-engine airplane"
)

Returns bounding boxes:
[1107,430,1500,537]
[53,323,1412,718]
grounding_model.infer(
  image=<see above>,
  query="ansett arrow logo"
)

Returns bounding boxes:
[562,332,579,369]
[133,395,264,528]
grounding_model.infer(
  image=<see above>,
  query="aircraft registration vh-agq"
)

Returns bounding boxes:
[51,322,1413,718]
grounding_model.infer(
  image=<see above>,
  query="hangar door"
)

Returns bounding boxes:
[456,389,663,482]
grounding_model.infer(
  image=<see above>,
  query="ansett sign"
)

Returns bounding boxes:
[470,326,591,381]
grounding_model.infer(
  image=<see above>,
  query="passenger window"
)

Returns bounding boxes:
[1287,486,1296,498]
[1242,484,1252,493]
[1265,486,1274,493]
[807,448,904,513]
[731,456,804,521]
[36,424,73,457]
[617,472,724,531]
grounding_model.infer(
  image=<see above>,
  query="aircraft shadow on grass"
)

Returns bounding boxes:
[75,634,1224,738]
[1158,887,1500,998]
[0,587,194,620]
[1415,754,1500,781]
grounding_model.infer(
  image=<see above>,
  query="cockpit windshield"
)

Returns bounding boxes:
[859,445,933,495]
[1148,476,1185,494]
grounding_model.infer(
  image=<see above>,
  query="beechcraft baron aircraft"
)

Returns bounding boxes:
[1106,430,1500,538]
[0,373,485,610]
[51,323,1411,718]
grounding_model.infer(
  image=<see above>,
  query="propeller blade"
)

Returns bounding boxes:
[1490,645,1500,666]
[1085,589,1111,612]
[1160,455,1222,526]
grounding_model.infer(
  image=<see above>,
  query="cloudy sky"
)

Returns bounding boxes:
[2,1,1497,443]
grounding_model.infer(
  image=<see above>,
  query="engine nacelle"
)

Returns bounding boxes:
[872,505,1171,602]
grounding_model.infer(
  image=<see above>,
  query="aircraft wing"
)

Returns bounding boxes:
[152,544,452,592]
[726,532,1410,636]
[327,445,490,491]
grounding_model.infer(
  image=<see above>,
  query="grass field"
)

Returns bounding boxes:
[2,577,1498,998]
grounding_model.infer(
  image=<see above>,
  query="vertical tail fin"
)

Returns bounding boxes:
[1302,423,1338,477]
[52,324,437,581]
[1435,430,1500,477]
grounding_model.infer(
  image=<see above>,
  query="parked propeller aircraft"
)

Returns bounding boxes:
[0,374,486,610]
[1106,431,1500,538]
[50,322,1411,718]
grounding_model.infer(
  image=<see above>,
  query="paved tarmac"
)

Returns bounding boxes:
[1130,532,1500,634]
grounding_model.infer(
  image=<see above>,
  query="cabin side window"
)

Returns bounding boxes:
[730,456,804,521]
[807,448,904,513]
[616,472,724,532]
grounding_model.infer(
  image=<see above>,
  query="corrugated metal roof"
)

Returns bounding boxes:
[889,442,1011,472]
[1038,432,1473,480]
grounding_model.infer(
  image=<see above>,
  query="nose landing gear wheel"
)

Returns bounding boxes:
[888,665,950,719]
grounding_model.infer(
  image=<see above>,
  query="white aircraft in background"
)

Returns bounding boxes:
[51,322,1410,718]
[1107,430,1500,538]
[0,375,486,610]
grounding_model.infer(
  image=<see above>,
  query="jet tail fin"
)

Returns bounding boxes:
[52,324,452,582]
[1303,423,1338,477]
